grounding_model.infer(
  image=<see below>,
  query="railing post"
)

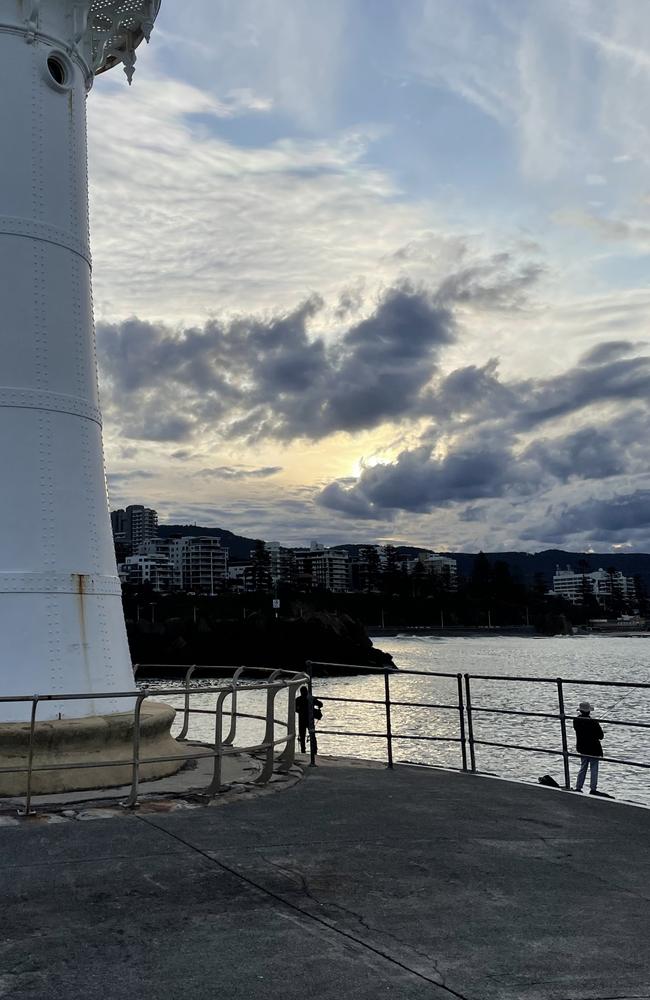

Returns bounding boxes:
[176,664,197,741]
[556,677,571,790]
[306,660,317,767]
[384,669,394,769]
[202,687,232,798]
[18,697,39,817]
[277,679,299,772]
[464,674,476,773]
[122,691,147,809]
[224,666,245,746]
[253,681,282,785]
[456,674,468,771]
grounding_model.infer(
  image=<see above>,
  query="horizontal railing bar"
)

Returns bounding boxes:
[467,673,650,689]
[390,701,460,711]
[466,705,650,729]
[167,705,288,725]
[471,739,650,770]
[391,734,462,743]
[317,695,387,706]
[308,661,458,679]
[317,729,390,739]
[472,739,566,756]
[471,706,560,719]
[318,694,459,712]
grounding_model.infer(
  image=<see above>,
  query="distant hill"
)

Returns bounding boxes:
[157,525,650,588]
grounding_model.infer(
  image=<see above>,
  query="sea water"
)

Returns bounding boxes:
[314,635,650,806]
[157,635,650,807]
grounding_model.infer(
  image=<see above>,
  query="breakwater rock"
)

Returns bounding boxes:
[129,611,395,678]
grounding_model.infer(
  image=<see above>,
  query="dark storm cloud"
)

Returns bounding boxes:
[435,254,544,309]
[98,283,456,444]
[521,426,628,481]
[317,403,650,520]
[423,359,520,422]
[317,481,384,520]
[513,352,650,429]
[522,491,650,544]
[319,439,537,517]
[579,340,642,366]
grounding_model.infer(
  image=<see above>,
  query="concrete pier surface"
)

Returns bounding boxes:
[1,760,649,1000]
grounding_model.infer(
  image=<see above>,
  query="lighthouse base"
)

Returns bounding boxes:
[0,702,187,795]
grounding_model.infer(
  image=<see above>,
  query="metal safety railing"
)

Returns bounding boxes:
[305,661,650,785]
[0,666,307,816]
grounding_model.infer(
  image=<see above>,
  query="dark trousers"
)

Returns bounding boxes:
[298,718,317,756]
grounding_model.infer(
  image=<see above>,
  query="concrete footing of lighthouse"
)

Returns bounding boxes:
[0,702,187,795]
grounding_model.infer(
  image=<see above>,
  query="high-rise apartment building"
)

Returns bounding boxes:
[170,536,228,594]
[110,505,158,551]
[292,542,350,593]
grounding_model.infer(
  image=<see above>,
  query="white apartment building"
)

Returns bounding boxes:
[110,504,158,548]
[170,536,228,594]
[118,553,174,592]
[413,552,458,590]
[131,535,229,593]
[551,565,636,605]
[265,541,295,588]
[293,542,350,593]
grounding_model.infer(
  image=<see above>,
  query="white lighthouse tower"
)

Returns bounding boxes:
[0,0,179,790]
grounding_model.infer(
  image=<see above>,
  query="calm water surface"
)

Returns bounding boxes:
[156,636,650,807]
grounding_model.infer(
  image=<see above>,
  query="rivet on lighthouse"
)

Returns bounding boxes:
[0,0,181,792]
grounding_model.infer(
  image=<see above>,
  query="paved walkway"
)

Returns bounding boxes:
[1,760,649,1000]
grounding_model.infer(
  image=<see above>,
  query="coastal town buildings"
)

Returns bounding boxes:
[551,565,636,606]
[108,509,460,596]
[117,534,229,594]
[407,552,459,591]
[292,543,350,592]
[110,505,158,554]
[118,553,174,592]
[265,541,295,589]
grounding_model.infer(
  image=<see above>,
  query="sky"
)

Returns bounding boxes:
[90,0,650,553]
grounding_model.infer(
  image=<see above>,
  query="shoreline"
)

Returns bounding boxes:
[369,626,650,638]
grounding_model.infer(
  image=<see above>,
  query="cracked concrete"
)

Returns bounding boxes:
[1,761,649,999]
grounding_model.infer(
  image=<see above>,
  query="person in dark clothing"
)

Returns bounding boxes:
[573,701,604,794]
[295,685,323,754]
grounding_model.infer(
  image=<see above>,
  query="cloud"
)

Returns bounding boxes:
[98,282,458,444]
[192,466,282,480]
[579,340,643,366]
[523,491,650,545]
[316,345,650,520]
[87,74,448,326]
[98,246,548,449]
[404,0,650,185]
[318,439,536,517]
[554,209,650,247]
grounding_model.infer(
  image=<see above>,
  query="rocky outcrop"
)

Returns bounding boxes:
[129,611,395,677]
